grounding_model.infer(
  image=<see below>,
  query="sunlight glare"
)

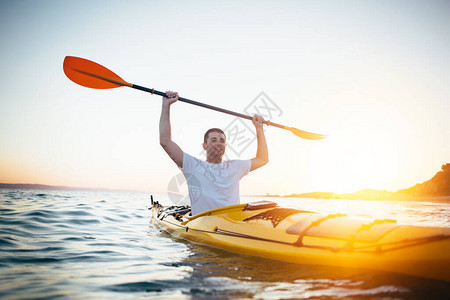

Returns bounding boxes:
[306,101,415,193]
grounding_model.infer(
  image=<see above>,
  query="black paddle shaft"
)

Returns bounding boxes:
[132,84,286,129]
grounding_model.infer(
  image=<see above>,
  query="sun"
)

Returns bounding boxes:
[305,101,415,194]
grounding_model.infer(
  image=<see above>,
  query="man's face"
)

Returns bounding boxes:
[203,132,226,160]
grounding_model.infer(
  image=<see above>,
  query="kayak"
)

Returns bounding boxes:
[150,198,450,281]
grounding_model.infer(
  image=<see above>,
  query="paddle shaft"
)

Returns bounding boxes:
[65,59,325,139]
[71,66,285,129]
[132,84,286,129]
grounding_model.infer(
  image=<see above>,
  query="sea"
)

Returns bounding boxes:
[1,188,449,299]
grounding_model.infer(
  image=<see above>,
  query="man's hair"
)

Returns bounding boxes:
[204,128,226,144]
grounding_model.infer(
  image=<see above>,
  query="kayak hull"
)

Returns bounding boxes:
[151,200,450,281]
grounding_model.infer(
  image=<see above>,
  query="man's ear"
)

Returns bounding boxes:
[202,142,207,150]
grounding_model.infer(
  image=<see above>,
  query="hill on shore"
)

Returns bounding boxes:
[287,163,450,201]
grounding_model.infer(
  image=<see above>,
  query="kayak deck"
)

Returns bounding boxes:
[151,199,450,282]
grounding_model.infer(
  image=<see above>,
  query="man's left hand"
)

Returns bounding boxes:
[252,114,265,130]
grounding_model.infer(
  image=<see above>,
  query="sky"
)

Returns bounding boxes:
[0,0,449,195]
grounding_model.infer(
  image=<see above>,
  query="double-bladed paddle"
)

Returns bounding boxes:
[63,56,326,140]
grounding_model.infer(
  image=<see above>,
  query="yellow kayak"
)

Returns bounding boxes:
[151,199,450,281]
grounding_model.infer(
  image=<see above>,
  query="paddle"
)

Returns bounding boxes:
[63,56,326,140]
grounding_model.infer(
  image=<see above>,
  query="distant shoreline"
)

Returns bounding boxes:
[0,183,143,194]
[249,193,450,203]
[2,183,448,203]
[254,163,450,203]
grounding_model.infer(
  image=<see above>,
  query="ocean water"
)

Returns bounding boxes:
[1,189,449,299]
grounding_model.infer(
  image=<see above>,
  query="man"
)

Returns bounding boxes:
[159,91,268,215]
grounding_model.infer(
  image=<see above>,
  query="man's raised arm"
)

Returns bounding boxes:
[159,91,184,168]
[250,114,269,171]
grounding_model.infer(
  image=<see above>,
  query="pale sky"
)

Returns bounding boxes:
[1,0,449,195]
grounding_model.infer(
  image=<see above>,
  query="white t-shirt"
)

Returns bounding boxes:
[181,152,251,215]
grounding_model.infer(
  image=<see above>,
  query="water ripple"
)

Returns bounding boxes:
[1,189,449,299]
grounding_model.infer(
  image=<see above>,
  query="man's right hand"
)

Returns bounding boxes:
[163,91,179,106]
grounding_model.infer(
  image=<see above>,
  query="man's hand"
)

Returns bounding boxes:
[163,91,179,106]
[252,114,265,130]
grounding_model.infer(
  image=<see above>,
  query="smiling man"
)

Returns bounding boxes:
[159,91,269,215]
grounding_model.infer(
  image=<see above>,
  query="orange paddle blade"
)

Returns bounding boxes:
[63,56,132,89]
